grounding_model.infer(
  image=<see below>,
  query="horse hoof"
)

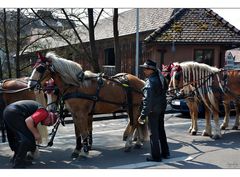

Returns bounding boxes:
[133,137,137,141]
[202,131,211,137]
[191,131,197,135]
[124,147,132,152]
[211,134,221,140]
[220,126,226,130]
[71,152,79,158]
[123,136,127,141]
[232,126,238,130]
[80,151,89,158]
[134,144,143,149]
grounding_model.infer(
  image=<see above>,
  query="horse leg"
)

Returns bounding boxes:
[77,112,90,157]
[212,110,222,139]
[220,101,230,130]
[124,124,135,152]
[71,113,82,158]
[84,115,93,150]
[232,100,240,130]
[123,122,131,141]
[202,107,212,136]
[188,100,198,135]
[0,108,6,143]
[1,123,6,143]
[125,107,144,151]
[72,124,82,158]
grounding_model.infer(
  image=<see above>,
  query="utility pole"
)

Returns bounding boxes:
[135,8,139,77]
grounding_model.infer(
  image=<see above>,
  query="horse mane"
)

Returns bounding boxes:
[179,61,222,111]
[46,52,97,86]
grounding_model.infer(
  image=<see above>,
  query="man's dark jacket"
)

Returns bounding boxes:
[140,71,168,117]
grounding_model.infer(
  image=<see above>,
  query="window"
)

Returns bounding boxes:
[104,48,115,65]
[194,49,214,66]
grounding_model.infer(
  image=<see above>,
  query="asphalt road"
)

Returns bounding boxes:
[0,112,240,170]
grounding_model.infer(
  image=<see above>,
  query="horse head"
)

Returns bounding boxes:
[164,63,183,96]
[28,53,55,90]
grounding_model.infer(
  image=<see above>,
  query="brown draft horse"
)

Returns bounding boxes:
[28,52,148,158]
[168,61,240,139]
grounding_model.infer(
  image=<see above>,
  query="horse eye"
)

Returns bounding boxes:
[36,65,46,73]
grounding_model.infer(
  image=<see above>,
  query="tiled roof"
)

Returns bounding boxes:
[24,8,175,52]
[145,8,240,44]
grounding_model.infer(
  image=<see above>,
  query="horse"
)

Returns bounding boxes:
[28,52,148,158]
[168,61,240,139]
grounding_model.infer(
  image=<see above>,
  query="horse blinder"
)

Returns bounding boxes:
[36,65,46,74]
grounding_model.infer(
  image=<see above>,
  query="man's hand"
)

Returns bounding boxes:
[25,116,42,144]
[138,116,146,125]
[34,132,42,144]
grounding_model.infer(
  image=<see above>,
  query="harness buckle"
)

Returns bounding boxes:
[92,96,98,101]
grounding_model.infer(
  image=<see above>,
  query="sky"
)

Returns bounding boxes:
[2,1,240,30]
[212,9,240,29]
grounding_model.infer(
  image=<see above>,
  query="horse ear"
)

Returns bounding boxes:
[36,52,47,62]
[176,65,182,72]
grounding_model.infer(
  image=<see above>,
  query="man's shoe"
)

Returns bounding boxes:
[13,159,26,169]
[146,156,162,162]
[13,158,33,168]
[162,153,170,159]
[162,154,170,159]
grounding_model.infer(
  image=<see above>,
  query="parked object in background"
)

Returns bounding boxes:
[170,99,235,117]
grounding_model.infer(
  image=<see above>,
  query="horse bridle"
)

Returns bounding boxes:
[170,66,219,99]
[31,62,66,148]
[29,63,53,91]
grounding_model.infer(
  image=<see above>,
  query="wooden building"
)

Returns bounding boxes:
[24,8,240,77]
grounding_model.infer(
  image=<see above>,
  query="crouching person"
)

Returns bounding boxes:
[3,100,58,168]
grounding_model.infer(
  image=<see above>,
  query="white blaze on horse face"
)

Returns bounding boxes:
[28,67,42,88]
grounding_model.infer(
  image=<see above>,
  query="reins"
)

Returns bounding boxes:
[167,69,223,103]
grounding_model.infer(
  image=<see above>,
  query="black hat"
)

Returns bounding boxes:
[140,59,157,70]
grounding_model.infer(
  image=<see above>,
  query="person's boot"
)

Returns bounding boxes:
[9,153,17,164]
[13,157,33,168]
[13,158,26,168]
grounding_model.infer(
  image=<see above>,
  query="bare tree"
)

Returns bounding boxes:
[30,8,107,72]
[113,8,121,73]
[15,8,21,77]
[88,8,99,72]
[3,8,11,78]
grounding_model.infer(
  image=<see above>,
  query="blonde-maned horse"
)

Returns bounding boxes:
[28,52,148,158]
[169,61,222,139]
[169,61,240,139]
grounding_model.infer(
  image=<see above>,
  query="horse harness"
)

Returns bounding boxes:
[62,73,141,125]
